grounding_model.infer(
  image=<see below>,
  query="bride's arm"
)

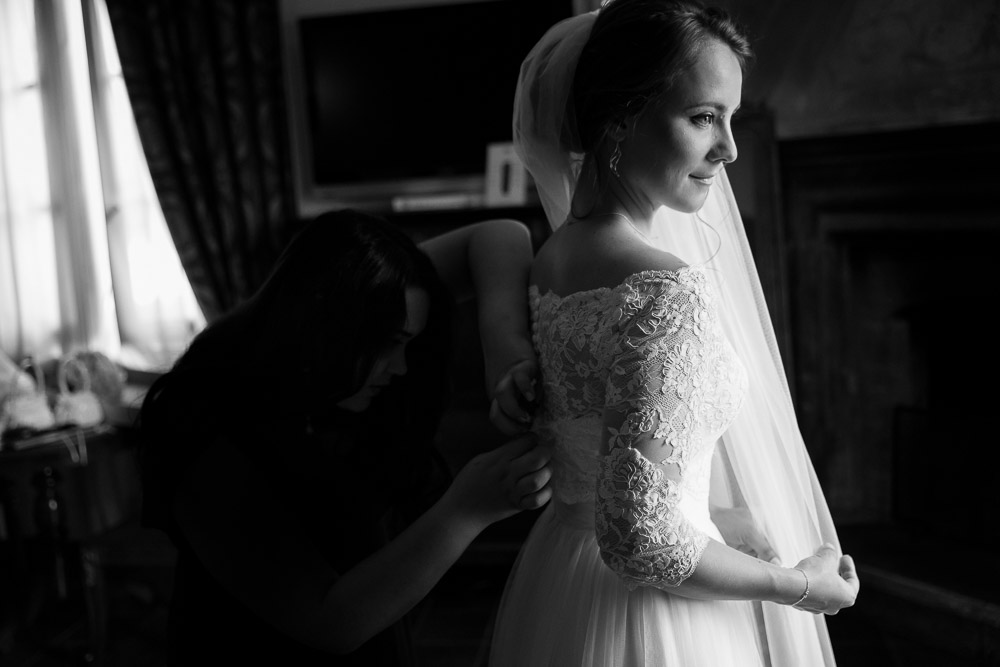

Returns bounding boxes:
[598,413,858,612]
[595,282,857,614]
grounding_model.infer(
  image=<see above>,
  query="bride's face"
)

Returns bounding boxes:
[618,38,742,214]
[337,287,430,413]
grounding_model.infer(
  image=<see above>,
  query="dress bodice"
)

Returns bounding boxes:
[530,267,748,511]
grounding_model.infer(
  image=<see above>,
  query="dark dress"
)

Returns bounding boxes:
[139,368,450,666]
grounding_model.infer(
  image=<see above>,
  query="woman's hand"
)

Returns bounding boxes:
[790,543,860,614]
[443,434,552,530]
[711,506,780,564]
[489,358,538,435]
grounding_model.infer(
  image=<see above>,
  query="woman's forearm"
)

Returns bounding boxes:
[316,434,546,653]
[177,439,491,657]
[316,500,487,654]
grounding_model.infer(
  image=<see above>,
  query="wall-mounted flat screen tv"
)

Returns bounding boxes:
[283,0,575,215]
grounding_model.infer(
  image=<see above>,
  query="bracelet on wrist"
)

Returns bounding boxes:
[791,567,810,607]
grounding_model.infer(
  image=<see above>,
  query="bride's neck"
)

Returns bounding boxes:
[569,160,655,233]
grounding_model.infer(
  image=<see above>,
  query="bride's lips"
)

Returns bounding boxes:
[691,173,716,186]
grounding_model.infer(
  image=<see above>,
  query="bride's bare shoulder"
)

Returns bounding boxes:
[532,224,687,295]
[607,242,688,280]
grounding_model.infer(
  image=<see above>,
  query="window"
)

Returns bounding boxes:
[0,0,205,371]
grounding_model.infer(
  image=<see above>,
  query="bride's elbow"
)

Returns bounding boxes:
[597,538,701,592]
[597,542,646,588]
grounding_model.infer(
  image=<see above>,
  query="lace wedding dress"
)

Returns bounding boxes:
[489,267,766,667]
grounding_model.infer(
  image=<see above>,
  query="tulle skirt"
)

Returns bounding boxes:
[489,502,766,667]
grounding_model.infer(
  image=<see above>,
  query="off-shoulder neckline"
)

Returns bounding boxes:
[529,266,700,303]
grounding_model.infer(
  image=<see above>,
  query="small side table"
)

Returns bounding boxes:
[0,424,142,662]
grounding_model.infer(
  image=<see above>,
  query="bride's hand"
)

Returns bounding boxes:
[790,543,860,615]
[489,358,538,435]
[711,506,780,564]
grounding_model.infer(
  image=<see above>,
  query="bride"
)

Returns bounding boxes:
[489,1,859,665]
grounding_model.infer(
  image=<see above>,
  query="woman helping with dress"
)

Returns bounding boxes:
[139,209,551,665]
[489,1,858,665]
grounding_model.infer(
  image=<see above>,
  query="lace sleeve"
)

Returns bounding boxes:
[595,272,710,590]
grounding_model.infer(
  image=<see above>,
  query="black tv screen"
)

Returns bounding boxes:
[299,0,573,187]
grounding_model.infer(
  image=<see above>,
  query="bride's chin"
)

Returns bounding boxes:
[661,197,706,215]
[654,188,710,215]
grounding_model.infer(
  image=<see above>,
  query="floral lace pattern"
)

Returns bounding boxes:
[596,446,708,589]
[530,268,747,588]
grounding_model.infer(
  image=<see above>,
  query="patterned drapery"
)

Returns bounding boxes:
[105,0,296,322]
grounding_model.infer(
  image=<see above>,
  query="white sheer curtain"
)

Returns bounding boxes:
[0,0,204,372]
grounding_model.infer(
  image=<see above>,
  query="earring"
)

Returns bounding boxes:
[609,141,622,178]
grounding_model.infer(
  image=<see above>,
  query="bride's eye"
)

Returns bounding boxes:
[691,113,715,128]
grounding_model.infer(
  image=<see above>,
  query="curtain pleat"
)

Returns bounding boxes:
[36,0,119,354]
[105,0,296,321]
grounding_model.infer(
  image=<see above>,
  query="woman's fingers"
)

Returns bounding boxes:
[512,463,552,496]
[491,376,533,427]
[743,524,778,564]
[511,364,537,403]
[500,439,552,509]
[489,360,538,434]
[814,542,839,565]
[490,397,529,435]
[511,446,552,509]
[494,389,528,423]
[498,358,537,403]
[494,433,537,460]
[752,540,779,565]
[787,544,858,615]
[497,378,532,421]
[839,554,860,594]
[508,440,550,473]
[519,484,552,510]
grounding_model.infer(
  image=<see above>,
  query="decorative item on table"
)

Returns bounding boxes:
[61,350,126,416]
[1,347,35,405]
[484,142,528,207]
[0,357,57,441]
[53,357,105,428]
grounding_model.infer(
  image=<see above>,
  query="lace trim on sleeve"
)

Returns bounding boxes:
[596,447,709,589]
[596,271,711,589]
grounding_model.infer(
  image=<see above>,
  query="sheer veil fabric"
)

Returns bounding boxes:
[513,10,838,665]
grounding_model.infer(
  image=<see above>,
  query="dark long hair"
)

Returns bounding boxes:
[137,210,453,529]
[145,209,449,418]
[573,0,753,158]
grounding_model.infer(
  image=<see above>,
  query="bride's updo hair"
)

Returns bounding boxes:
[572,0,753,157]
